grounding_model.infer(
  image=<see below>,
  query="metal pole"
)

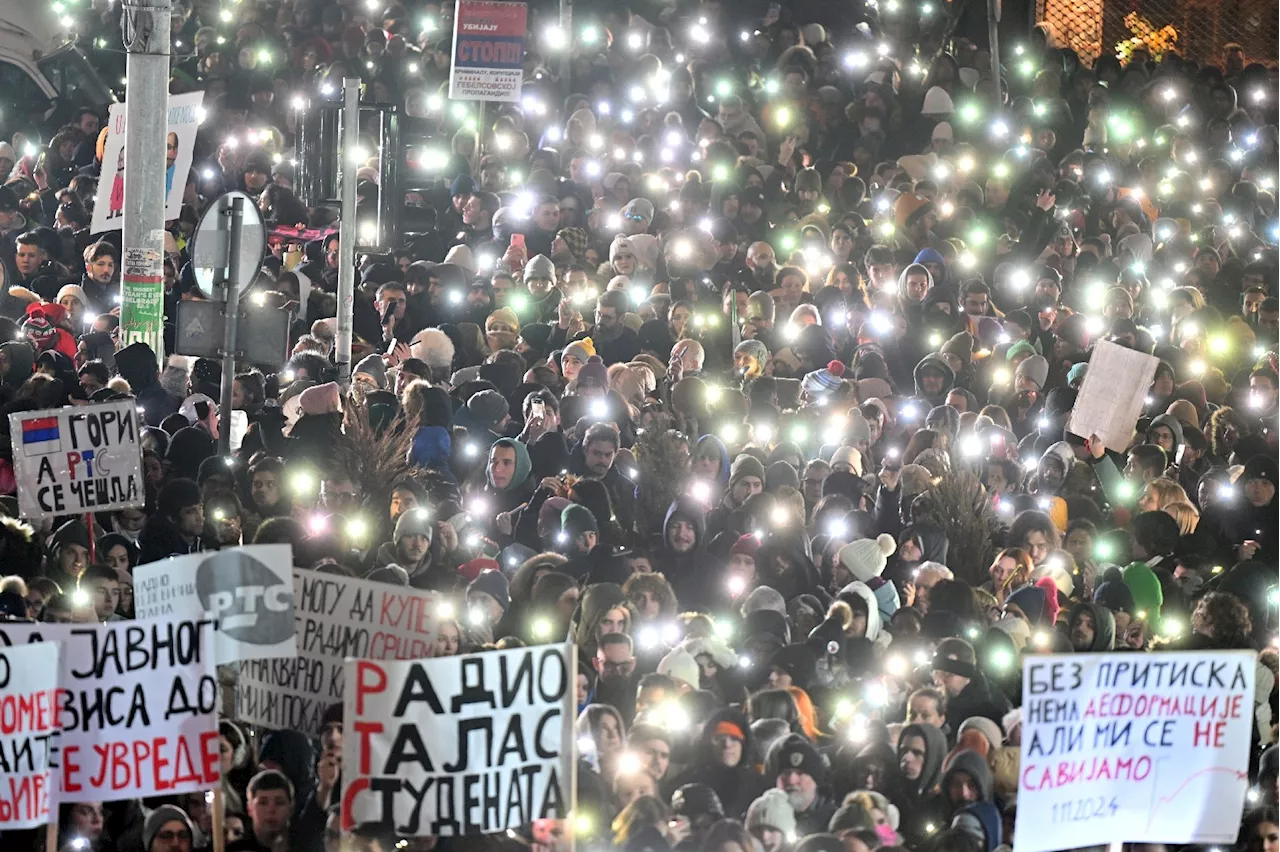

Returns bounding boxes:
[473,100,486,174]
[987,0,1003,109]
[119,0,173,357]
[217,197,243,456]
[336,78,360,390]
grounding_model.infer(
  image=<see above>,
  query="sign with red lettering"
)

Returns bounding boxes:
[1015,651,1256,852]
[133,544,297,664]
[341,643,575,836]
[236,570,440,734]
[0,643,60,828]
[0,618,219,803]
[8,400,144,521]
[448,0,527,102]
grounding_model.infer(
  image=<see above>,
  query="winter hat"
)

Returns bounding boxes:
[829,800,874,834]
[1067,362,1088,386]
[486,306,520,333]
[744,609,791,648]
[468,568,511,613]
[1121,562,1163,618]
[921,86,955,116]
[766,460,800,491]
[556,227,588,258]
[450,174,476,196]
[393,508,434,545]
[837,533,897,583]
[524,254,556,282]
[538,496,571,536]
[670,783,724,820]
[747,789,797,836]
[1038,576,1062,625]
[767,733,827,784]
[735,338,770,367]
[1242,455,1278,488]
[298,382,342,416]
[801,360,846,396]
[958,716,1005,750]
[367,564,410,585]
[457,557,500,583]
[829,446,863,477]
[847,410,872,446]
[992,613,1031,650]
[466,389,509,427]
[621,197,655,223]
[768,644,818,690]
[941,331,974,365]
[560,503,598,540]
[730,533,761,559]
[576,356,609,389]
[1005,340,1037,362]
[562,338,596,364]
[657,646,699,690]
[729,454,767,488]
[894,192,935,230]
[354,354,387,388]
[1015,354,1049,390]
[1094,576,1136,613]
[409,328,456,370]
[741,585,787,616]
[56,284,88,310]
[1006,584,1047,625]
[144,805,194,850]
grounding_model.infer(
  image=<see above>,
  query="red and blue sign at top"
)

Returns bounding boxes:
[449,0,527,103]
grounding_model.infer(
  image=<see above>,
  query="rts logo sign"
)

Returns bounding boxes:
[195,550,294,644]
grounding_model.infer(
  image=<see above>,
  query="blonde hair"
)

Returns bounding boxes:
[1141,477,1190,511]
[1163,501,1200,535]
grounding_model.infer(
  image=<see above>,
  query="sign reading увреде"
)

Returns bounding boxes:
[448,0,527,103]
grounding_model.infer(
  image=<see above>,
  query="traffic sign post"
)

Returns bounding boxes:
[188,191,267,455]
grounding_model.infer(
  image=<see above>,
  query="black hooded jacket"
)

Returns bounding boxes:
[670,707,767,817]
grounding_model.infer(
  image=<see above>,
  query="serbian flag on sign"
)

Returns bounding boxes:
[21,416,61,456]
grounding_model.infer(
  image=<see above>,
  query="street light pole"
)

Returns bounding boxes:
[119,0,173,357]
[335,78,360,390]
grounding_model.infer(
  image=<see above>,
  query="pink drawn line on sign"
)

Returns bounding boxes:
[1146,766,1248,829]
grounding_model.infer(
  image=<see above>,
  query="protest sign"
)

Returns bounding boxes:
[448,0,527,102]
[134,544,297,664]
[8,400,145,521]
[91,91,205,234]
[1067,339,1160,453]
[0,618,219,803]
[342,643,575,836]
[236,570,440,733]
[0,643,60,828]
[1014,651,1256,852]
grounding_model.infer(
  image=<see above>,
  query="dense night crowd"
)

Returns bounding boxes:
[0,0,1276,851]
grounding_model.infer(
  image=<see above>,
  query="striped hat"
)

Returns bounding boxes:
[801,360,846,396]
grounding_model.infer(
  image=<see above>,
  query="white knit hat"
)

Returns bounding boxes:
[921,86,955,116]
[409,328,455,370]
[747,789,797,836]
[656,646,699,690]
[837,533,897,583]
